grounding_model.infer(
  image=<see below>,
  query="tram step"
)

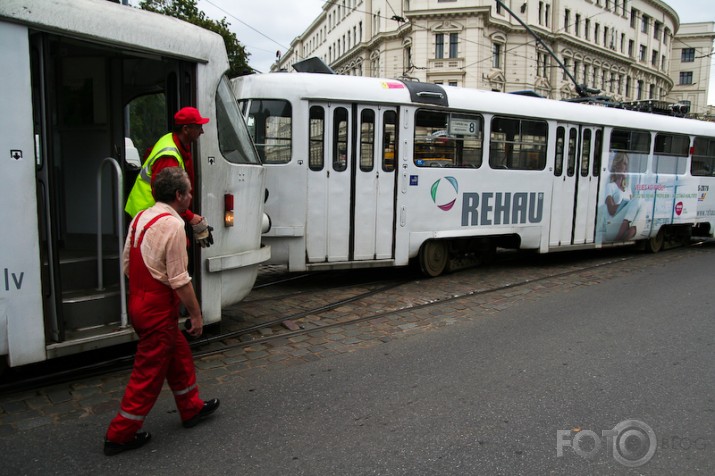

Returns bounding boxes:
[62,287,121,331]
[58,253,121,292]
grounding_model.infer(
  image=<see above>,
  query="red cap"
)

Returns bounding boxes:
[174,107,210,125]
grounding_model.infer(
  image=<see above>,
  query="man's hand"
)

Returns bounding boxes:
[184,315,203,337]
[191,216,214,248]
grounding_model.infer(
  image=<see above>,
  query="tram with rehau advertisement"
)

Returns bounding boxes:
[232,68,715,276]
[0,0,269,370]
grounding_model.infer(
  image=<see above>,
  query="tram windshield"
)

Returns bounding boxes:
[216,76,262,165]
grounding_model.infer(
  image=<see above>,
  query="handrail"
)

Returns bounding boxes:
[96,157,127,328]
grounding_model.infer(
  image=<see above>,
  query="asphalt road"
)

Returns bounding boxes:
[2,246,714,475]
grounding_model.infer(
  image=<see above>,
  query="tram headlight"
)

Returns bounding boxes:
[224,193,234,227]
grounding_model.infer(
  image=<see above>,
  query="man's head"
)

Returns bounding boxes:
[152,167,192,212]
[173,107,209,144]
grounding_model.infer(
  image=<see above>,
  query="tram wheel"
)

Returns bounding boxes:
[419,240,449,277]
[645,228,665,253]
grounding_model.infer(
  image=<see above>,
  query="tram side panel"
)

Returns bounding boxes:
[0,23,45,366]
[396,107,552,262]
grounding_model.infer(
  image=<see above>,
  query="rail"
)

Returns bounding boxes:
[96,157,127,327]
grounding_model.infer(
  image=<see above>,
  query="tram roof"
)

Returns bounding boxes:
[0,0,225,65]
[236,72,715,138]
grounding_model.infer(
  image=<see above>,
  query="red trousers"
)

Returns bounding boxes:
[106,212,203,443]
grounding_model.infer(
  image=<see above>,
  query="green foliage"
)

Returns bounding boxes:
[138,0,252,77]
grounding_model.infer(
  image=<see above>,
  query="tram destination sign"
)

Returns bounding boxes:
[449,118,479,136]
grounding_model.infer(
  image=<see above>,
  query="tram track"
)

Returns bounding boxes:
[191,251,640,359]
[0,246,657,395]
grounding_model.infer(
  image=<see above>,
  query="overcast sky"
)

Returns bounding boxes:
[195,0,714,102]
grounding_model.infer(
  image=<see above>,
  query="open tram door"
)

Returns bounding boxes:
[549,124,603,247]
[29,32,197,361]
[306,102,398,265]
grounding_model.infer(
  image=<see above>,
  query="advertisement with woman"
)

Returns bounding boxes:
[596,149,700,246]
[596,152,648,245]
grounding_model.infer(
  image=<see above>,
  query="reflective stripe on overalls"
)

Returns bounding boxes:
[124,133,185,217]
[105,211,203,443]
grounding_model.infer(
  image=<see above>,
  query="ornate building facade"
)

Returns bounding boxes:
[275,1,714,116]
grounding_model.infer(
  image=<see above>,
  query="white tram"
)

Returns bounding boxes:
[0,0,269,369]
[232,71,715,276]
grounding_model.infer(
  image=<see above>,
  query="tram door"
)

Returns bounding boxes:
[354,106,398,261]
[572,127,603,244]
[549,125,580,246]
[306,103,397,263]
[306,103,352,262]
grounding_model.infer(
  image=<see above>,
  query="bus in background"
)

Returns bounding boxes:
[0,0,269,370]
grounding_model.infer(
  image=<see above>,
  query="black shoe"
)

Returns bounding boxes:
[183,398,220,428]
[104,431,151,456]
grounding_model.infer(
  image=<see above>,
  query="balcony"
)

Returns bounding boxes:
[429,57,464,71]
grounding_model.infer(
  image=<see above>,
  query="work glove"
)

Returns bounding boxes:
[191,217,214,248]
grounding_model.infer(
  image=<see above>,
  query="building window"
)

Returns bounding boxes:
[493,43,502,68]
[575,14,581,36]
[652,50,658,67]
[641,14,649,34]
[639,44,647,62]
[654,21,661,39]
[564,9,570,33]
[681,48,695,62]
[563,57,571,81]
[449,33,458,59]
[595,23,600,44]
[545,4,550,27]
[585,19,590,40]
[435,33,444,59]
[628,39,634,57]
[679,71,694,85]
[630,9,638,29]
[537,51,549,78]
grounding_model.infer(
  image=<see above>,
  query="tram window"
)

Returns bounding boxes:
[360,109,375,172]
[581,129,592,177]
[554,127,565,176]
[244,99,292,164]
[692,137,715,176]
[609,128,649,172]
[654,133,689,175]
[567,128,577,177]
[333,107,349,172]
[309,106,324,171]
[126,92,166,163]
[413,109,482,168]
[592,129,603,176]
[489,116,547,170]
[383,110,397,172]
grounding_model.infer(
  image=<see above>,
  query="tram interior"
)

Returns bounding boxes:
[33,34,183,347]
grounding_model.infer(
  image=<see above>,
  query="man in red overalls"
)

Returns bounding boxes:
[104,167,219,456]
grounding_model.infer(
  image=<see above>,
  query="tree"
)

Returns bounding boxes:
[138,0,252,77]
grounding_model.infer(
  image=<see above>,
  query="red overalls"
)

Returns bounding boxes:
[106,211,204,444]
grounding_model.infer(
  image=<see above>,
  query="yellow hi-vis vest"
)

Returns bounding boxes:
[124,133,185,217]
